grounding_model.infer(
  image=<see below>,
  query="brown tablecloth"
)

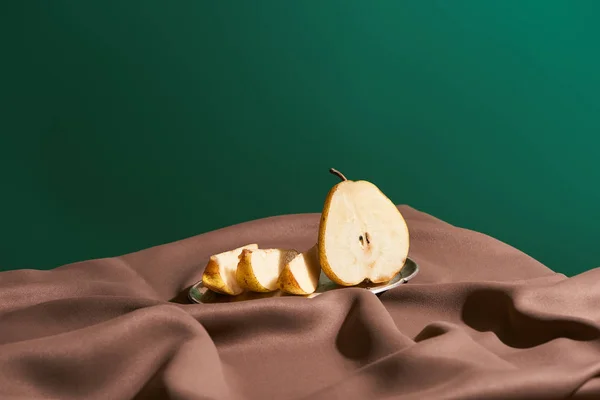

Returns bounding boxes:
[1,206,599,399]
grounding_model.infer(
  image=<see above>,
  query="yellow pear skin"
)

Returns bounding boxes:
[278,244,321,295]
[236,248,299,293]
[202,243,258,295]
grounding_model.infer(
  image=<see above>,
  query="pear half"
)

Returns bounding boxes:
[236,248,299,292]
[318,168,410,286]
[202,243,258,295]
[278,244,321,295]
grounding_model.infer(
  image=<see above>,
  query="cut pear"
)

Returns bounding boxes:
[202,243,258,295]
[236,248,299,292]
[278,244,321,295]
[318,168,410,286]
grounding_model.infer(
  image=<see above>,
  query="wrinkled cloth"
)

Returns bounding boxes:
[1,205,599,400]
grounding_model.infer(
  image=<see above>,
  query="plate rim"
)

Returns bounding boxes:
[188,256,419,304]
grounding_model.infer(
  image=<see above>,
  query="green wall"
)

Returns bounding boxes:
[1,1,599,276]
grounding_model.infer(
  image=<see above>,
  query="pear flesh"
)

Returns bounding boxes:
[278,245,321,295]
[202,243,259,295]
[236,248,299,292]
[319,177,410,286]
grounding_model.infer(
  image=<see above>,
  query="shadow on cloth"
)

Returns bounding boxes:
[461,288,600,349]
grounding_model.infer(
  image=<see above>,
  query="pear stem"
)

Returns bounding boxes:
[329,168,347,181]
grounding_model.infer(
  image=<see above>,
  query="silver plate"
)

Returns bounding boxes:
[188,257,419,304]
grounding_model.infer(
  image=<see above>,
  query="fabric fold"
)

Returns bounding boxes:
[0,206,598,399]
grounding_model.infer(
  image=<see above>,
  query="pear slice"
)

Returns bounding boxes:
[202,243,258,295]
[318,168,410,286]
[236,248,299,292]
[278,244,321,295]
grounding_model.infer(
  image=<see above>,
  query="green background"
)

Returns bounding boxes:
[1,1,599,275]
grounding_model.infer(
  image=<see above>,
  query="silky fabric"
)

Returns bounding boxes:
[1,206,598,399]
